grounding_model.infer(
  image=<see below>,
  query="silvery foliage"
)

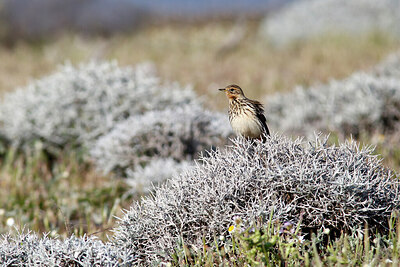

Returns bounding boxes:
[265,53,400,137]
[260,0,400,45]
[374,52,400,79]
[113,134,400,263]
[126,158,193,194]
[90,103,231,176]
[0,61,196,148]
[0,231,134,266]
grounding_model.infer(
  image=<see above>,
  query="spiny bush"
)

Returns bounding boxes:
[0,61,196,149]
[90,103,231,176]
[266,53,400,137]
[260,0,400,45]
[0,230,134,266]
[113,134,400,264]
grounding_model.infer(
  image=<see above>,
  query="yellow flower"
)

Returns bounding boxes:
[228,225,235,233]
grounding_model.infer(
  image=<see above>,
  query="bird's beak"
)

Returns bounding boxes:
[218,88,225,92]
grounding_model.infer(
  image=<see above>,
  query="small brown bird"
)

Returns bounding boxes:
[219,84,270,140]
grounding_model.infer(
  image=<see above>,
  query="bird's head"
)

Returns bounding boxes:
[218,84,245,100]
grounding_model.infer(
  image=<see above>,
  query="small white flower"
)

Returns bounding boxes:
[61,171,70,178]
[34,140,44,151]
[297,235,305,243]
[6,217,15,227]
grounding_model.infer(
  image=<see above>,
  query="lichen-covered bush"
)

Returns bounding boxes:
[265,53,400,137]
[90,103,232,176]
[0,231,134,266]
[260,0,400,45]
[113,134,400,263]
[0,61,196,148]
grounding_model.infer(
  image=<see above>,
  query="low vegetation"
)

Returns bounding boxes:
[0,61,196,149]
[171,212,400,266]
[0,146,132,241]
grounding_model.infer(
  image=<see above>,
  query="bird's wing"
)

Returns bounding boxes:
[250,100,270,136]
[256,112,270,136]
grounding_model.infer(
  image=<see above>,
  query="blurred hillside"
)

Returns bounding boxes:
[0,0,399,107]
[0,0,291,42]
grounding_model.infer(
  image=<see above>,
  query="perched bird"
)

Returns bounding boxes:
[219,84,270,140]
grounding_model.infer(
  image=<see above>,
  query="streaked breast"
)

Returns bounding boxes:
[230,113,262,138]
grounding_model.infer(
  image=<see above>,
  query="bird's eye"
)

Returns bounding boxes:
[229,89,235,93]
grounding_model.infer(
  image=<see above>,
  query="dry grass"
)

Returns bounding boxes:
[0,147,133,241]
[0,19,399,110]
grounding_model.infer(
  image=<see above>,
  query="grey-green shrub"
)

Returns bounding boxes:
[113,134,400,264]
[90,103,231,176]
[0,231,134,266]
[260,0,400,46]
[0,60,233,192]
[374,52,400,79]
[266,53,400,137]
[125,158,193,194]
[0,61,196,148]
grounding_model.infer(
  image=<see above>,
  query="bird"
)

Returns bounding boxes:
[219,84,270,141]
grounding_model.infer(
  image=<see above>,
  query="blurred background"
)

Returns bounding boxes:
[1,0,399,106]
[1,0,400,239]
